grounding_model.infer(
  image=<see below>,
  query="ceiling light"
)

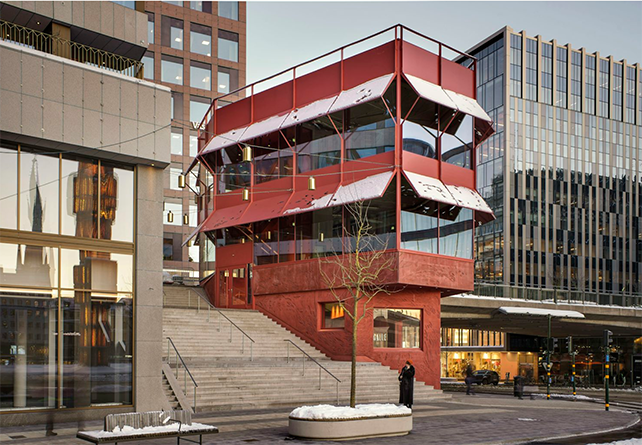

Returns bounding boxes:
[203,77,210,82]
[175,37,182,42]
[202,40,210,45]
[219,84,227,89]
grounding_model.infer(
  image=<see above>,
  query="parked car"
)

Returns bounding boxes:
[472,370,500,385]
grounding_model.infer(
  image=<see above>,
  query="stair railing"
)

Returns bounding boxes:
[166,337,198,411]
[194,288,255,361]
[285,340,341,404]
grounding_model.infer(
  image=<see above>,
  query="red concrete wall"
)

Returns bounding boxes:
[254,287,442,389]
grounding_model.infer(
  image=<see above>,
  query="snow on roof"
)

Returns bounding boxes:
[498,306,585,319]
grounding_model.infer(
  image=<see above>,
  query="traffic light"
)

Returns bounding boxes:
[566,336,573,354]
[603,330,613,347]
[552,337,559,352]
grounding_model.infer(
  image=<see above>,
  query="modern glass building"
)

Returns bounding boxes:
[0,1,170,424]
[463,27,641,306]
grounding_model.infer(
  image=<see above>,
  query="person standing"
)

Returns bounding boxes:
[464,364,475,395]
[399,360,415,409]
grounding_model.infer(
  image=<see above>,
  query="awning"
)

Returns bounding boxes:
[182,220,206,247]
[404,74,494,142]
[402,170,494,224]
[198,74,395,158]
[201,126,249,156]
[199,171,395,233]
[497,307,585,319]
[328,73,395,114]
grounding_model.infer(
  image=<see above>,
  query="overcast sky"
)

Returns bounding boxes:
[246,1,642,84]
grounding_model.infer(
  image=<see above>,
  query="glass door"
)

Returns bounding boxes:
[217,265,249,308]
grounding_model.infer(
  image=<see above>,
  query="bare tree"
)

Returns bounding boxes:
[318,201,397,407]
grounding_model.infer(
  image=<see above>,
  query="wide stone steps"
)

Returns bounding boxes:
[162,289,448,412]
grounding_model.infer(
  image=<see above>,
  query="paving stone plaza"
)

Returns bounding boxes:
[1,394,640,444]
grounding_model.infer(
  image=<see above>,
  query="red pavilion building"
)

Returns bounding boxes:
[185,25,495,388]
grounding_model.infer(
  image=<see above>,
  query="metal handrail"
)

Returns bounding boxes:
[196,23,477,136]
[284,339,341,404]
[166,337,198,411]
[165,288,256,360]
[0,19,144,78]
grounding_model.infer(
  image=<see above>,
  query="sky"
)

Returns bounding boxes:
[246,1,642,85]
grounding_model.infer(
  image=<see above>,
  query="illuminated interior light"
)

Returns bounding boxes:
[318,232,324,242]
[175,37,182,42]
[219,84,227,89]
[242,145,252,162]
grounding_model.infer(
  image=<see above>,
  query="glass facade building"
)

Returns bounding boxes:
[467,28,641,307]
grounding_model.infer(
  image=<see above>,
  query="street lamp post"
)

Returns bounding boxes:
[546,314,552,400]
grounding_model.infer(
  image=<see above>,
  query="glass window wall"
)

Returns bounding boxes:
[161,16,183,50]
[441,114,473,169]
[296,207,343,260]
[190,96,211,123]
[295,115,342,173]
[0,146,18,230]
[190,61,211,91]
[190,23,211,56]
[171,128,183,155]
[373,309,421,349]
[218,30,239,62]
[218,66,239,94]
[190,1,212,13]
[219,1,239,20]
[161,55,183,85]
[344,101,394,162]
[147,13,154,45]
[142,51,154,80]
[439,206,473,259]
[20,149,59,234]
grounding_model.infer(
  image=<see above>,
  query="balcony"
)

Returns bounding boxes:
[0,19,144,79]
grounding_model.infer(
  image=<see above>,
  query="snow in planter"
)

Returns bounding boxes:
[290,403,411,420]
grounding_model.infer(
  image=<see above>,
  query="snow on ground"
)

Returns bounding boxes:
[290,404,411,420]
[532,393,594,401]
[518,418,538,421]
[586,439,642,445]
[80,422,217,439]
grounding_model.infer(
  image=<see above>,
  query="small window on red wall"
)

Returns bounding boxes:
[322,303,345,329]
[373,309,421,348]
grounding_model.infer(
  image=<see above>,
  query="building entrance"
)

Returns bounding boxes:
[217,265,251,309]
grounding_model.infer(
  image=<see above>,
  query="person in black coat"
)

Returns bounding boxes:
[399,360,415,409]
[464,364,475,395]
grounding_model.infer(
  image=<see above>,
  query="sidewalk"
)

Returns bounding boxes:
[1,394,639,444]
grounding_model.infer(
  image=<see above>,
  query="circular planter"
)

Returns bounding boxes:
[289,413,412,440]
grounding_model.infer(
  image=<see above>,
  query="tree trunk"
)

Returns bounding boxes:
[350,315,357,408]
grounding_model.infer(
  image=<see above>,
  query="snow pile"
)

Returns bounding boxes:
[290,404,411,420]
[517,418,538,422]
[586,440,642,445]
[81,422,217,439]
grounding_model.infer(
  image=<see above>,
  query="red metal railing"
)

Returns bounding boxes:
[196,24,477,144]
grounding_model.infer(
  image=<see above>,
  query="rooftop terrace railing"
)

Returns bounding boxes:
[196,23,478,142]
[472,282,641,308]
[0,19,144,79]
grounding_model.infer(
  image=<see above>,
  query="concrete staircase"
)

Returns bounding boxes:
[162,287,448,412]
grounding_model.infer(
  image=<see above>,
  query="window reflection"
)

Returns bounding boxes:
[254,219,279,265]
[344,182,396,253]
[20,150,59,234]
[61,158,98,238]
[296,207,343,260]
[322,303,345,329]
[345,101,394,161]
[402,121,437,158]
[60,249,133,293]
[439,206,473,259]
[142,52,154,80]
[106,166,134,243]
[373,309,421,348]
[401,180,438,254]
[217,145,250,192]
[295,115,341,173]
[61,292,132,407]
[441,114,473,169]
[190,61,211,90]
[219,1,238,20]
[0,147,18,229]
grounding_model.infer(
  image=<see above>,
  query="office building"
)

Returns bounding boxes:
[0,1,170,424]
[440,27,641,383]
[135,0,246,281]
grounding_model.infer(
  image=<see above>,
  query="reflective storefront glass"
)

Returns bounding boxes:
[0,146,135,412]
